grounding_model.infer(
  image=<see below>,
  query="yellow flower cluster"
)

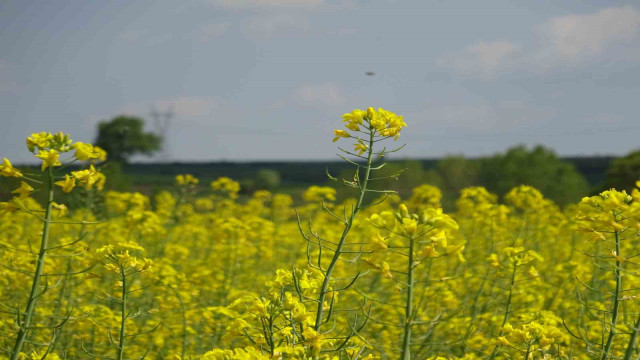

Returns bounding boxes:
[3,127,640,360]
[333,107,407,144]
[211,176,241,199]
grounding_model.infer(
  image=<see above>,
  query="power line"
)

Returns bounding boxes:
[150,105,173,162]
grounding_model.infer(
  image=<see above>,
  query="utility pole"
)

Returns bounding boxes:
[150,105,173,162]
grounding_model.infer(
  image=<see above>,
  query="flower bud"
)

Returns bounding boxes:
[366,107,375,120]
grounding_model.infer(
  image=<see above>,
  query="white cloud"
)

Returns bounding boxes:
[199,22,231,41]
[438,41,522,78]
[207,0,324,10]
[542,6,640,59]
[439,6,640,78]
[241,13,311,40]
[290,82,344,107]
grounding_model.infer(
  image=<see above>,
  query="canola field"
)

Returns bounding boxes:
[1,108,640,360]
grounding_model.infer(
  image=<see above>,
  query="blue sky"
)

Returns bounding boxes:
[1,0,639,162]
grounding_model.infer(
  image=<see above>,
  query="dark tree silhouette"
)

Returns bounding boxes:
[94,116,161,163]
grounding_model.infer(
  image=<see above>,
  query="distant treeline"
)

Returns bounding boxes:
[0,147,622,209]
[116,147,616,208]
[122,156,613,188]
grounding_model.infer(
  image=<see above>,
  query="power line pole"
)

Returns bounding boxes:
[150,105,173,162]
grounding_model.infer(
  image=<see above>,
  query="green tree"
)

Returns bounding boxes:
[604,149,640,192]
[478,145,589,205]
[94,116,161,163]
[255,169,281,190]
[435,155,479,209]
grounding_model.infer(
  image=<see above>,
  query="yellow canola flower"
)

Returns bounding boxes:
[339,108,407,141]
[332,129,350,142]
[71,165,105,190]
[26,132,54,152]
[211,176,241,199]
[341,109,365,125]
[176,173,199,186]
[303,185,336,202]
[402,218,418,235]
[421,244,440,258]
[487,253,501,268]
[51,202,68,217]
[72,142,107,162]
[0,199,20,214]
[380,261,393,279]
[354,142,368,156]
[54,174,76,193]
[11,181,34,199]
[0,157,23,177]
[34,149,62,171]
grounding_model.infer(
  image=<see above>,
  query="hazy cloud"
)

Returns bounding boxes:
[290,82,344,107]
[440,6,640,78]
[438,41,522,78]
[542,6,640,59]
[199,22,231,41]
[241,13,311,40]
[207,0,324,10]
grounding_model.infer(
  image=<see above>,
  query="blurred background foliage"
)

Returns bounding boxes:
[2,144,627,210]
[3,116,635,208]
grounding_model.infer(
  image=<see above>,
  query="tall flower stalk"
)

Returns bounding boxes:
[2,132,107,359]
[297,107,407,356]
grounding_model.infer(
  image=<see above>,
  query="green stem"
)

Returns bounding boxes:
[400,235,415,360]
[118,267,127,360]
[623,314,640,360]
[314,127,375,333]
[489,260,518,359]
[170,286,188,359]
[602,230,622,360]
[10,167,55,360]
[524,343,531,360]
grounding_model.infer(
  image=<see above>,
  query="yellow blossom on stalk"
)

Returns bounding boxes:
[71,165,105,190]
[26,132,54,152]
[402,218,418,235]
[341,109,365,130]
[176,174,199,186]
[369,233,388,251]
[51,132,73,152]
[487,253,501,268]
[0,157,23,177]
[0,199,20,214]
[34,149,62,171]
[332,129,350,142]
[421,244,440,258]
[302,185,336,202]
[72,142,107,162]
[302,328,324,350]
[337,107,407,141]
[211,177,241,199]
[51,202,68,217]
[54,174,76,193]
[250,298,269,317]
[381,261,393,279]
[354,140,368,156]
[11,181,34,199]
